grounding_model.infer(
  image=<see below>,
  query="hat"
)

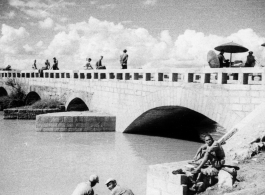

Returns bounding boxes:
[89,174,99,183]
[249,51,253,54]
[105,178,116,185]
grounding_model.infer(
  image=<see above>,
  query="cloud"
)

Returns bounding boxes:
[3,17,265,70]
[36,41,43,47]
[0,11,16,19]
[23,44,33,52]
[99,4,116,10]
[39,17,54,29]
[9,0,75,18]
[41,17,265,70]
[21,8,50,18]
[143,0,157,6]
[0,24,29,54]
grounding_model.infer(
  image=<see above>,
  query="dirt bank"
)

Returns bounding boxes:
[199,151,265,195]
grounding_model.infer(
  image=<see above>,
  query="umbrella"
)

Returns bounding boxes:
[262,43,265,47]
[214,42,248,66]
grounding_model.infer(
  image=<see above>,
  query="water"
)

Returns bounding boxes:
[0,112,202,195]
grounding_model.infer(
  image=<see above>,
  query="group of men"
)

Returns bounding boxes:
[218,49,256,67]
[84,49,129,70]
[71,175,134,195]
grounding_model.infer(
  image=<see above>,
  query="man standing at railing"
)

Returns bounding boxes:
[120,49,128,69]
[218,49,226,68]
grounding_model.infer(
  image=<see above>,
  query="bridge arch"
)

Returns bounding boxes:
[116,87,243,134]
[124,106,220,141]
[66,97,89,111]
[24,91,41,105]
[0,87,8,97]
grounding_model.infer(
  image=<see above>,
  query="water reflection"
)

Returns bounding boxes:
[0,112,201,195]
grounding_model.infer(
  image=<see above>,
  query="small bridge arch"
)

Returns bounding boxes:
[0,87,8,97]
[66,97,89,111]
[24,91,41,105]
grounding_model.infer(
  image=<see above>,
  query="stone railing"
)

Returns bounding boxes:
[0,67,265,85]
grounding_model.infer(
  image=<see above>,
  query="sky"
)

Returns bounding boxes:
[1,0,265,70]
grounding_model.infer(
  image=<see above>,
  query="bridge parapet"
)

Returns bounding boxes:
[0,68,264,86]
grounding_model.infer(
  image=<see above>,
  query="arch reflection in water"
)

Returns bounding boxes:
[124,106,225,142]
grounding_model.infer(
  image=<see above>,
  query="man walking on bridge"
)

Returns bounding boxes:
[120,49,128,69]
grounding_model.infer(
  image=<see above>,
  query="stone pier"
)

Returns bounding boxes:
[146,161,190,195]
[36,111,116,132]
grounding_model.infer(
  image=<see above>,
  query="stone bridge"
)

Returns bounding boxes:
[1,68,265,135]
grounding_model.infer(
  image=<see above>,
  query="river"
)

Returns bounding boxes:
[0,112,202,195]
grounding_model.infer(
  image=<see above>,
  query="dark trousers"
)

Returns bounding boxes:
[122,65,127,69]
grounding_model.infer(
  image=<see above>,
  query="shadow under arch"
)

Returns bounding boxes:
[67,97,89,111]
[24,91,41,105]
[0,87,8,97]
[124,106,224,142]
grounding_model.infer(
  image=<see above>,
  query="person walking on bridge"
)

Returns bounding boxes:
[120,49,128,69]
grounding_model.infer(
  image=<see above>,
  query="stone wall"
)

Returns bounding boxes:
[147,161,189,195]
[36,111,116,132]
[4,108,63,119]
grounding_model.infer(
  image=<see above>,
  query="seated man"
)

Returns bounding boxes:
[191,134,225,175]
[188,135,225,193]
[105,178,134,195]
[96,56,106,69]
[245,51,256,67]
[84,58,93,69]
[4,65,11,71]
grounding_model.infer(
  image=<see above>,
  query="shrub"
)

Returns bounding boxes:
[31,99,64,109]
[4,78,26,108]
[0,96,11,109]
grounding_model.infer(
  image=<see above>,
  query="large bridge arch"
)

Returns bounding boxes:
[0,87,8,97]
[115,86,243,134]
[124,106,220,141]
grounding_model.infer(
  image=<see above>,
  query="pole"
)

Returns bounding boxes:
[230,53,232,67]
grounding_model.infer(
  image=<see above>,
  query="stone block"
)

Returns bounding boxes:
[75,123,86,128]
[167,184,187,195]
[146,187,161,195]
[65,123,75,128]
[153,178,167,191]
[168,174,188,185]
[50,117,63,123]
[64,116,74,122]
[57,122,66,128]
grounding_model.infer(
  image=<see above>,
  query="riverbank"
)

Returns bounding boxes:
[199,151,265,195]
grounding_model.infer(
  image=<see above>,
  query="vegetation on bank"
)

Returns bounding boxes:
[0,78,64,110]
[0,78,26,109]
